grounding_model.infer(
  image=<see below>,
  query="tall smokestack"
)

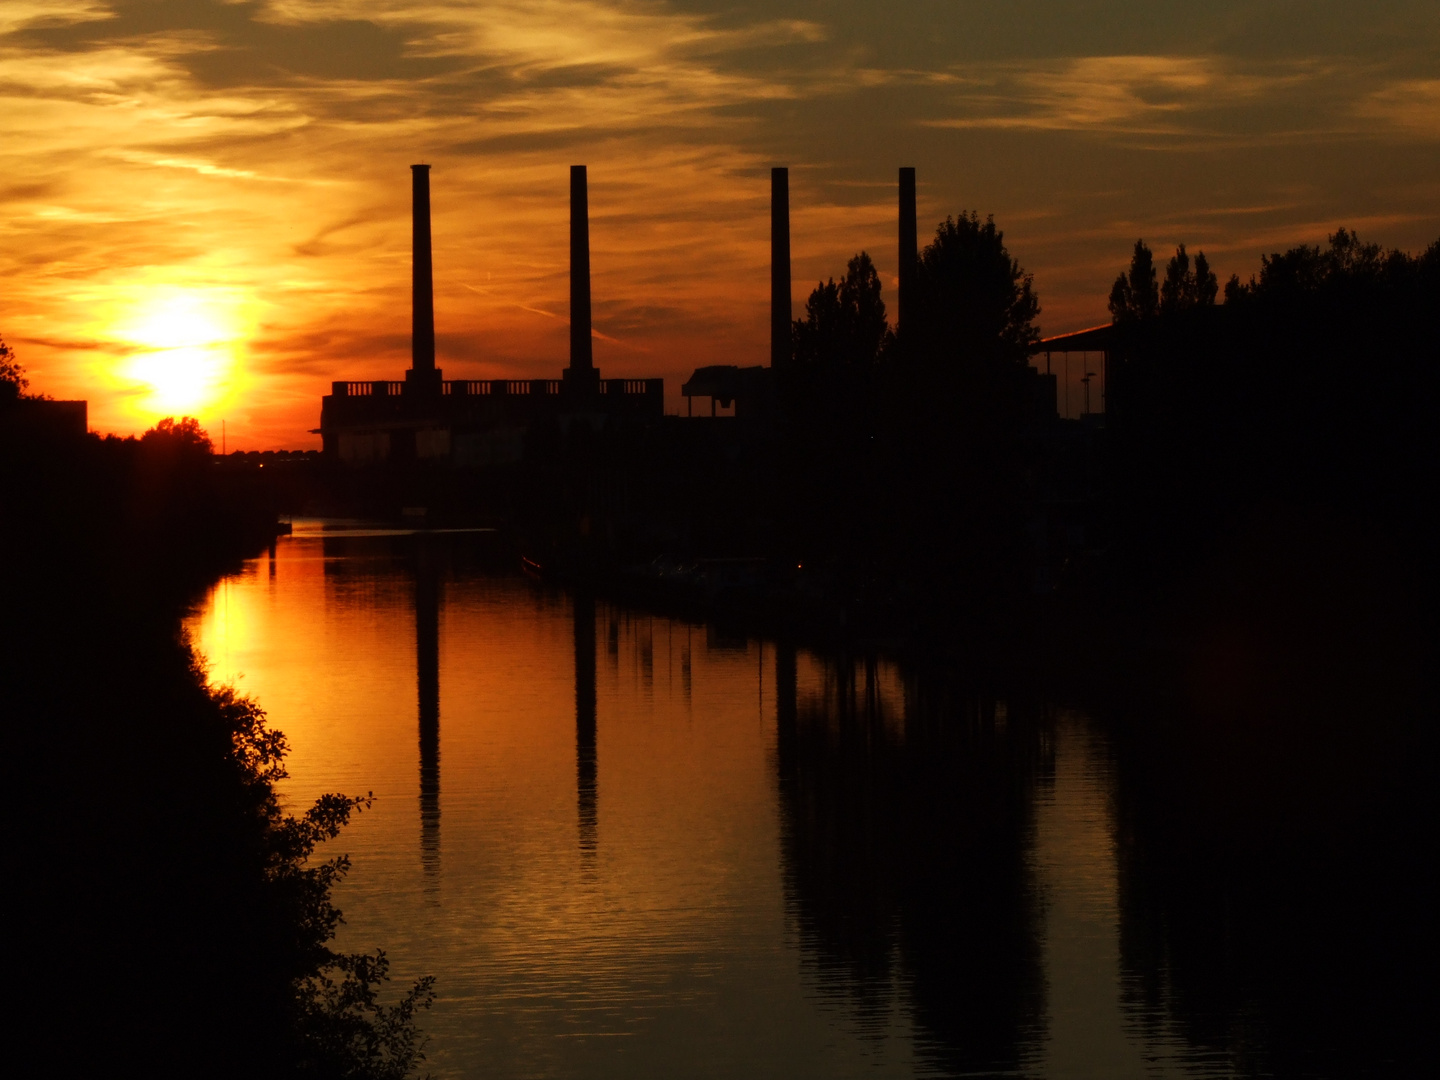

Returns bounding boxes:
[569,165,594,381]
[411,164,435,375]
[898,167,917,336]
[771,167,791,370]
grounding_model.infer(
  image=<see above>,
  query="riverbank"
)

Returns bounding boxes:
[1,429,433,1079]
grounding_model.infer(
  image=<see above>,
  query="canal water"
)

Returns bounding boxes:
[187,523,1233,1079]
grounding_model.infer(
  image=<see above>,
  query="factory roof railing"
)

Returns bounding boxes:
[329,377,662,398]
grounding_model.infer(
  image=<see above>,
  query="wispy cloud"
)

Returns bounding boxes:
[0,1,110,35]
[258,0,825,66]
[1354,78,1440,138]
[923,55,1326,138]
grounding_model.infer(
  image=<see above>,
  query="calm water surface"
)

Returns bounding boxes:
[188,523,1231,1079]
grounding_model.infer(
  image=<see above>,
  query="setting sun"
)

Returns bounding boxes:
[111,287,249,420]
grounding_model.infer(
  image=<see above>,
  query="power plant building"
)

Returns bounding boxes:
[320,163,1059,464]
[319,164,663,467]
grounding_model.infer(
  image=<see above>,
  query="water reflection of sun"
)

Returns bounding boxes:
[109,285,251,422]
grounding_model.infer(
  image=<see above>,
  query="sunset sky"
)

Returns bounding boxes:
[4,1,1437,447]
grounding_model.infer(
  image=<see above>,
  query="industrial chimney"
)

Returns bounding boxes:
[898,167,917,337]
[408,164,440,392]
[771,167,791,371]
[566,164,599,393]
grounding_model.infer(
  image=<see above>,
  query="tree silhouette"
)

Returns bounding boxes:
[223,691,436,1078]
[142,415,214,455]
[908,213,1039,366]
[1223,227,1434,303]
[1160,244,1219,313]
[1,334,30,403]
[792,252,889,373]
[1109,240,1159,322]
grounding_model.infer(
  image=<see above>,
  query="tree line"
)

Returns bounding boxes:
[693,211,1437,649]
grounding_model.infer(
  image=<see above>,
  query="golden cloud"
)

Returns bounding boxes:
[924,55,1326,137]
[1355,78,1440,138]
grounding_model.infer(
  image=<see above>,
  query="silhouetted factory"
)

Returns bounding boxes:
[319,164,663,466]
[318,163,827,461]
[320,162,1059,464]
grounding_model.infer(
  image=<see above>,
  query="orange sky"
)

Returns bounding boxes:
[4,1,1438,447]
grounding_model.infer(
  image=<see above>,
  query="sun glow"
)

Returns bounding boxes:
[111,286,251,421]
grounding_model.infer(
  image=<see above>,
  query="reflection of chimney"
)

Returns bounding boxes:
[775,641,797,780]
[771,167,791,370]
[573,591,598,858]
[898,167,917,335]
[411,164,436,375]
[566,165,598,392]
[415,544,441,885]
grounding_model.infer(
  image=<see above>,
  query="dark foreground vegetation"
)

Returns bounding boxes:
[0,381,433,1079]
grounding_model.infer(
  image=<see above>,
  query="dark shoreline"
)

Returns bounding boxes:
[2,431,433,1080]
